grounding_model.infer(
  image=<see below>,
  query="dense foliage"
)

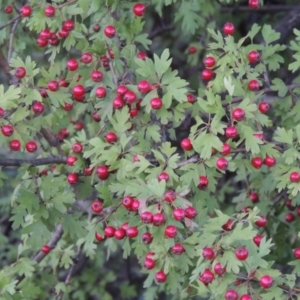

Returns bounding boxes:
[1,0,300,299]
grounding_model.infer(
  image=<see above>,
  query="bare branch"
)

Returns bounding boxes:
[8,18,21,61]
[0,15,21,31]
[221,5,300,13]
[0,156,67,167]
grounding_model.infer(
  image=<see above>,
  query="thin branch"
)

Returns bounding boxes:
[176,156,199,168]
[8,17,21,61]
[221,5,300,13]
[56,0,78,9]
[0,15,21,31]
[105,44,118,87]
[0,156,67,167]
[0,49,19,85]
[149,24,175,39]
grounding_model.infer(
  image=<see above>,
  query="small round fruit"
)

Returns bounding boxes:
[198,176,209,189]
[235,247,248,260]
[122,196,134,209]
[96,166,110,180]
[188,46,197,54]
[131,200,140,211]
[62,20,75,31]
[199,269,214,285]
[165,225,177,238]
[138,80,150,93]
[37,37,48,47]
[260,275,273,289]
[223,23,235,35]
[204,56,216,68]
[9,139,21,151]
[95,232,105,242]
[222,219,235,231]
[32,102,44,114]
[248,79,260,91]
[67,59,78,71]
[240,295,252,300]
[20,6,32,17]
[216,158,228,170]
[15,67,26,79]
[81,52,93,64]
[72,142,83,153]
[232,108,245,121]
[173,208,185,221]
[66,156,77,166]
[155,271,167,283]
[152,213,165,226]
[126,227,138,238]
[285,212,295,223]
[4,5,13,14]
[150,97,162,110]
[201,69,214,81]
[67,173,78,184]
[171,243,185,255]
[225,126,238,138]
[141,211,153,224]
[144,258,155,270]
[124,91,137,104]
[164,190,176,203]
[137,51,147,60]
[185,206,197,219]
[104,226,116,238]
[1,125,14,137]
[104,25,116,38]
[93,24,100,32]
[264,155,276,167]
[72,85,85,99]
[44,5,55,17]
[249,192,259,203]
[116,85,128,96]
[202,247,215,260]
[181,138,193,151]
[253,235,263,247]
[84,166,93,176]
[158,172,169,182]
[91,200,103,213]
[248,50,260,63]
[105,132,117,144]
[259,102,270,113]
[91,70,103,82]
[95,86,107,98]
[41,245,51,254]
[290,171,300,183]
[221,143,231,156]
[58,29,69,38]
[48,80,59,92]
[225,290,238,300]
[92,111,101,122]
[113,97,125,109]
[293,247,300,259]
[25,141,37,153]
[251,157,263,169]
[286,199,296,211]
[255,216,267,227]
[187,94,196,103]
[214,262,226,275]
[249,0,259,8]
[142,232,153,244]
[133,3,146,17]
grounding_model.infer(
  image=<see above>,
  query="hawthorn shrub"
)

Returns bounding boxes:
[1,0,300,299]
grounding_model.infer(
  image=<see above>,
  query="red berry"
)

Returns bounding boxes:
[232,108,245,121]
[133,3,146,17]
[260,275,273,289]
[95,232,105,242]
[199,269,214,285]
[116,85,128,96]
[255,216,267,227]
[91,200,103,213]
[44,5,55,17]
[186,94,196,103]
[100,55,109,68]
[290,171,300,183]
[25,141,37,153]
[20,6,32,17]
[142,232,153,244]
[15,67,26,79]
[141,211,153,224]
[188,46,197,54]
[150,97,162,110]
[131,200,140,211]
[48,80,59,92]
[293,247,300,259]
[138,80,150,93]
[75,122,83,131]
[222,219,235,231]
[67,173,78,184]
[9,139,21,151]
[264,155,276,167]
[126,227,138,238]
[202,247,215,260]
[4,5,13,14]
[93,24,100,32]
[249,0,259,8]
[62,20,75,31]
[181,138,193,151]
[81,52,93,64]
[165,225,177,238]
[158,172,169,182]
[67,59,78,71]
[225,290,238,300]
[259,102,270,113]
[32,102,44,114]
[248,50,260,63]
[155,271,167,283]
[253,133,263,140]
[201,69,214,81]
[198,176,209,189]
[40,89,48,98]
[0,108,4,118]
[84,167,93,176]
[58,29,69,38]
[113,97,125,109]
[95,87,107,98]
[130,109,138,118]
[221,143,231,156]
[216,158,228,170]
[73,85,85,99]
[285,212,295,223]
[92,111,101,122]
[122,196,134,209]
[164,190,176,203]
[37,37,48,47]
[214,262,226,275]
[153,213,165,226]
[144,258,155,270]
[96,166,110,180]
[240,295,252,300]
[223,23,235,35]
[41,245,51,254]
[235,247,248,260]
[253,235,263,247]
[66,156,77,166]
[248,79,260,91]
[185,206,197,219]
[72,142,83,153]
[173,208,185,221]
[137,51,147,60]
[286,199,296,211]
[204,56,216,68]
[91,70,103,82]
[58,78,69,88]
[104,226,116,238]
[124,91,137,104]
[171,243,185,255]
[249,192,259,203]
[225,126,238,138]
[105,132,117,144]
[1,125,14,137]
[104,25,116,38]
[251,157,263,169]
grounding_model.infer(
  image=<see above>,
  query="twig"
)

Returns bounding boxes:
[8,18,21,61]
[0,15,21,31]
[0,156,67,167]
[176,156,199,168]
[0,49,19,85]
[56,0,78,9]
[149,24,175,39]
[266,190,286,218]
[105,44,118,87]
[221,5,300,13]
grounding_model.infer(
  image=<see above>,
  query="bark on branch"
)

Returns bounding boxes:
[0,156,67,167]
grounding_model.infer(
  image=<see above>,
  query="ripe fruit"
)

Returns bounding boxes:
[25,141,37,153]
[240,295,252,300]
[124,91,137,104]
[104,226,116,238]
[72,142,83,153]
[155,271,167,283]
[164,190,176,203]
[259,102,270,113]
[214,262,226,275]
[158,172,169,182]
[81,52,93,64]
[199,269,214,285]
[249,192,259,203]
[137,51,147,60]
[67,59,78,71]
[93,24,100,32]
[185,206,197,219]
[75,122,83,131]
[249,0,259,8]
[37,37,48,47]
[264,155,276,167]
[232,108,245,121]
[91,200,103,213]
[48,80,59,92]
[186,94,196,103]
[62,20,75,31]
[198,176,209,189]
[221,143,231,156]
[104,25,116,38]
[235,247,248,260]
[105,132,117,144]
[96,166,110,180]
[293,247,300,259]
[181,138,193,151]
[66,156,77,166]
[113,227,126,240]
[165,225,177,238]
[138,80,150,93]
[223,23,235,35]
[131,200,140,211]
[91,70,103,82]
[150,97,162,110]
[173,208,185,221]
[141,211,153,224]
[72,85,85,99]
[58,29,69,38]
[67,173,78,184]
[248,50,260,63]
[9,140,21,151]
[248,79,260,91]
[44,5,55,17]
[216,158,228,170]
[201,69,214,81]
[202,247,215,260]
[20,6,32,17]
[95,86,107,98]
[290,171,300,183]
[113,97,125,109]
[126,227,138,238]
[225,126,238,138]
[1,125,14,137]
[41,245,51,254]
[222,219,235,231]
[260,275,273,289]
[4,6,13,14]
[122,196,134,209]
[95,232,105,242]
[152,213,165,226]
[286,199,296,211]
[204,56,216,68]
[251,157,263,169]
[15,67,26,79]
[58,78,69,88]
[144,258,155,270]
[285,212,295,223]
[225,290,238,300]
[116,85,128,96]
[188,46,197,54]
[253,133,263,140]
[32,102,44,114]
[253,235,263,247]
[171,243,185,255]
[255,216,267,227]
[133,3,146,17]
[92,111,101,122]
[142,232,153,244]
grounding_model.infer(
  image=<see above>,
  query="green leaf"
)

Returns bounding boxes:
[262,24,280,45]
